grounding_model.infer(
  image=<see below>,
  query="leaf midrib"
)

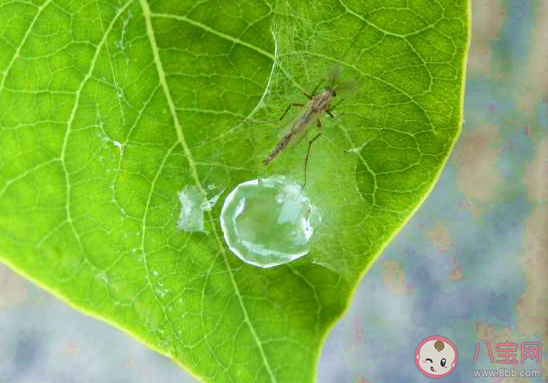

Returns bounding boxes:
[138,1,279,382]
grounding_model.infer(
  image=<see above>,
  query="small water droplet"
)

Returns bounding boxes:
[96,271,108,283]
[220,176,319,268]
[112,140,123,155]
[177,184,224,233]
[177,186,204,233]
[200,185,224,211]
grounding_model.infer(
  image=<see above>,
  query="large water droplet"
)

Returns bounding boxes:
[220,176,319,268]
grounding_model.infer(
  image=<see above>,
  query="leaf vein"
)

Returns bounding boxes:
[150,12,274,61]
[0,0,53,93]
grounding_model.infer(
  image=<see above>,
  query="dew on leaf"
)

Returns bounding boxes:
[96,271,108,283]
[177,184,224,233]
[220,176,319,268]
[112,140,123,155]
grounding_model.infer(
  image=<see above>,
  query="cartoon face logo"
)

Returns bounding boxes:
[415,336,458,378]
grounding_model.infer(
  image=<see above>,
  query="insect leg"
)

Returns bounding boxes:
[302,77,326,100]
[310,77,324,97]
[302,132,322,190]
[280,103,305,120]
[302,91,313,100]
[326,98,344,118]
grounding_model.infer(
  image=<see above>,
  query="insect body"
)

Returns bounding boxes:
[263,86,338,182]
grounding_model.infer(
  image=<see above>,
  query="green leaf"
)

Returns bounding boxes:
[0,0,469,382]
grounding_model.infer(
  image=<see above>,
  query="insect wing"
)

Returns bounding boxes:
[336,79,359,97]
[326,64,343,87]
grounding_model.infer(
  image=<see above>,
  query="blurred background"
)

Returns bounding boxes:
[0,0,546,382]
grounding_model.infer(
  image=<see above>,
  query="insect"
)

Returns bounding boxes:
[263,72,344,189]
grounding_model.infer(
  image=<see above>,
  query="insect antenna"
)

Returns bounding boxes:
[327,21,369,92]
[340,21,369,62]
[307,77,325,98]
